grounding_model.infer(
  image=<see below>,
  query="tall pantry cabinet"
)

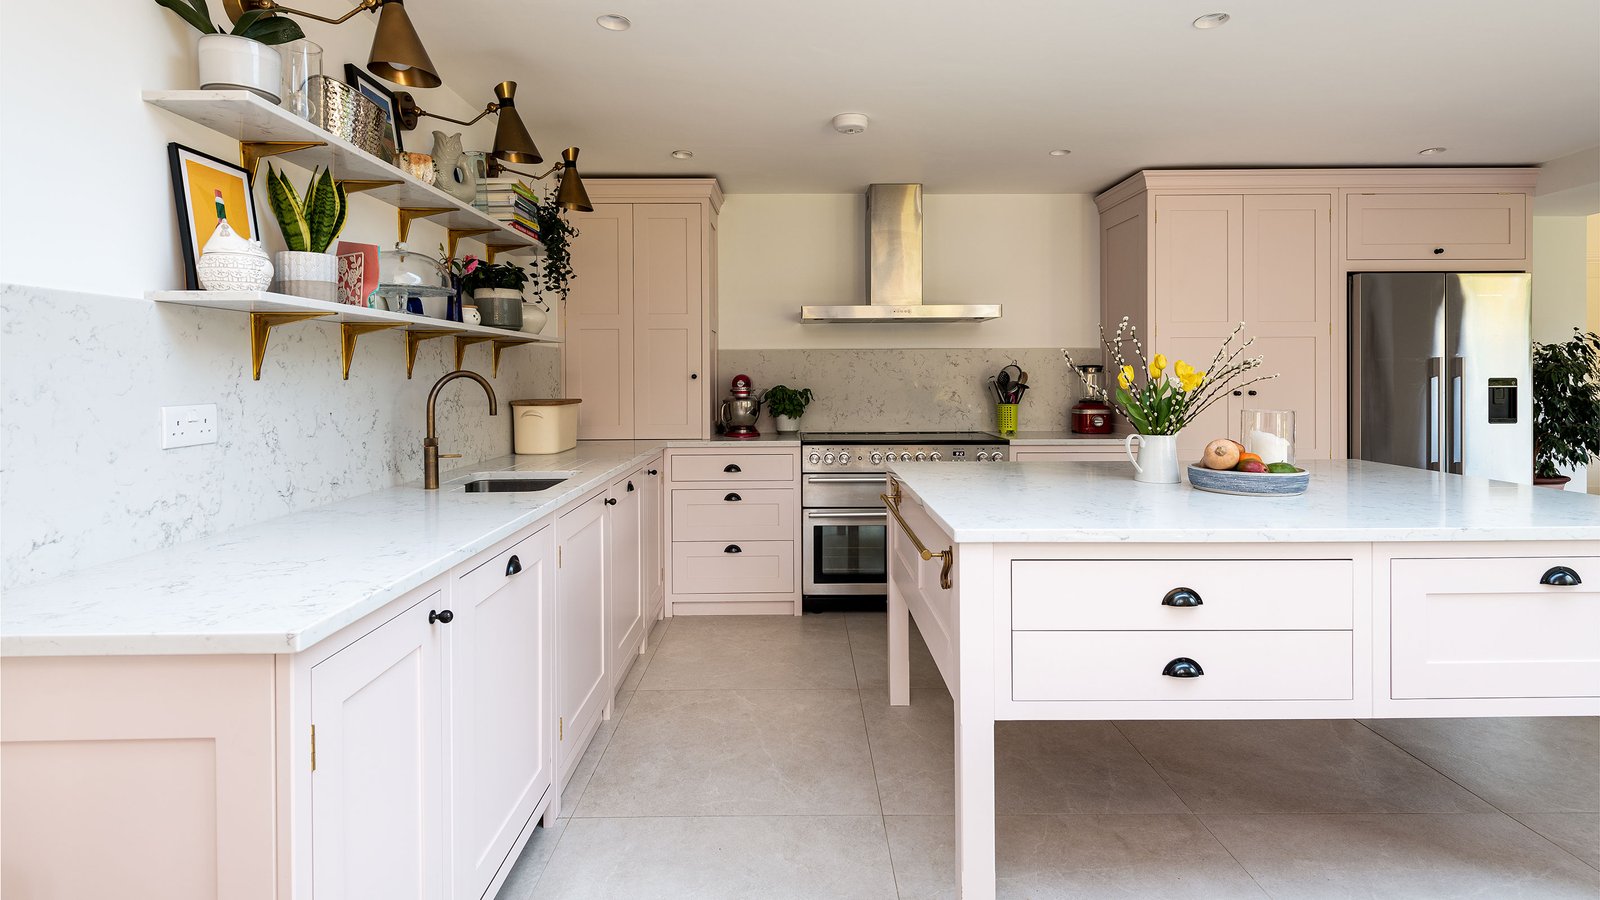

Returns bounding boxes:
[563,179,723,440]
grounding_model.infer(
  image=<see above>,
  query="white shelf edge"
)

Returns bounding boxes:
[149,290,562,344]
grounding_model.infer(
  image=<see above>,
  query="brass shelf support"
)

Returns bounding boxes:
[881,477,954,590]
[490,338,534,377]
[446,227,494,261]
[338,179,403,195]
[485,242,522,263]
[397,207,456,245]
[249,312,332,380]
[339,322,403,379]
[405,328,462,378]
[241,140,326,183]
[453,335,494,370]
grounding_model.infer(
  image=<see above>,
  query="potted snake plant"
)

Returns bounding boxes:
[264,164,348,302]
[153,0,304,102]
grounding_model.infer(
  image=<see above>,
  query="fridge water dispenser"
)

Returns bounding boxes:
[1487,378,1518,423]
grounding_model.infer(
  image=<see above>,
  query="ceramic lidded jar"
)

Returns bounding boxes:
[196,219,273,291]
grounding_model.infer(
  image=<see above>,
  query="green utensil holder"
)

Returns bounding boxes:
[996,403,1018,435]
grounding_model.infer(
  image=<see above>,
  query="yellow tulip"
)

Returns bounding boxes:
[1179,368,1205,392]
[1148,353,1167,379]
[1118,364,1135,389]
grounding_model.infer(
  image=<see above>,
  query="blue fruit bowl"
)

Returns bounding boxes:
[1186,464,1309,496]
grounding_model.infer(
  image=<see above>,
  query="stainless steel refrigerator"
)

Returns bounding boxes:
[1350,272,1532,483]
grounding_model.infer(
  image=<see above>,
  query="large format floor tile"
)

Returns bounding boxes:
[559,691,636,819]
[1513,813,1600,870]
[575,689,881,816]
[1363,717,1600,813]
[494,819,568,899]
[619,615,672,694]
[533,815,899,900]
[885,814,1266,899]
[1203,812,1600,899]
[1118,719,1494,813]
[846,611,945,690]
[639,614,858,690]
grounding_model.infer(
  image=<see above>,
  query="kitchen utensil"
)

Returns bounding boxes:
[996,403,1019,435]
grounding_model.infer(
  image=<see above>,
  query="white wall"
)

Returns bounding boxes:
[1532,216,1591,343]
[717,193,1100,350]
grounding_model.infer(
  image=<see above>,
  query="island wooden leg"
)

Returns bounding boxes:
[954,696,997,899]
[888,578,911,706]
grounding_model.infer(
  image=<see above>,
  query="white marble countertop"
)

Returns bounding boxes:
[1003,430,1126,446]
[888,460,1600,544]
[1,441,695,657]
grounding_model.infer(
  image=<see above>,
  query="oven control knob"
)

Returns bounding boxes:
[870,451,884,465]
[929,451,942,461]
[897,452,912,462]
[914,451,928,462]
[838,451,852,464]
[976,451,989,461]
[989,452,1004,462]
[823,452,836,465]
[808,452,821,465]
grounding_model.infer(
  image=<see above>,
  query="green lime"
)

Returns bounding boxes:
[1266,462,1300,474]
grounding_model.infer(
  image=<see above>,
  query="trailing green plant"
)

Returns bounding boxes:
[153,0,305,44]
[264,164,348,253]
[764,385,815,419]
[532,193,579,303]
[1532,327,1600,480]
[461,261,531,294]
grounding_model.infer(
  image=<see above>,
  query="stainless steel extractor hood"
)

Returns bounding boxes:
[801,183,1002,323]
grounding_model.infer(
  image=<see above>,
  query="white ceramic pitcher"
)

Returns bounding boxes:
[1124,433,1182,484]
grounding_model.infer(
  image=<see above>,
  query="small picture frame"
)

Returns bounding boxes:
[345,63,404,156]
[167,142,261,291]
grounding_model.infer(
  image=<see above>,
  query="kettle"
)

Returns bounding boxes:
[718,374,763,439]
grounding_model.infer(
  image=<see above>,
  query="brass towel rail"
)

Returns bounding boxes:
[881,477,953,590]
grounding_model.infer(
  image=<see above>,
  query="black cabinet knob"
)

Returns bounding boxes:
[1161,587,1203,608]
[648,469,659,476]
[1433,247,1445,254]
[627,481,635,492]
[1247,390,1258,396]
[724,492,742,502]
[429,609,454,625]
[1162,657,1203,678]
[1540,565,1583,587]
[690,373,699,380]
[605,497,618,506]
[505,555,521,576]
[724,544,742,554]
[724,464,742,473]
[1232,390,1243,397]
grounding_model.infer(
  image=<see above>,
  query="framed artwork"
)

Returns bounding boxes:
[167,142,261,291]
[345,63,404,157]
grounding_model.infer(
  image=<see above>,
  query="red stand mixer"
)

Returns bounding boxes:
[718,374,763,439]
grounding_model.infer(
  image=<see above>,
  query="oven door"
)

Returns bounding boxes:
[802,508,889,596]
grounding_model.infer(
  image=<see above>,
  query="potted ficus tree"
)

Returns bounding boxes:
[153,0,305,102]
[461,261,530,330]
[763,385,815,433]
[264,164,347,302]
[1532,327,1600,488]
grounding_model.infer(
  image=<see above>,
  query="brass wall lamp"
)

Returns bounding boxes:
[224,0,441,87]
[393,81,542,165]
[490,147,594,213]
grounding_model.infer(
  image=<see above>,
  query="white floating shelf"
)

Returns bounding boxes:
[143,89,545,258]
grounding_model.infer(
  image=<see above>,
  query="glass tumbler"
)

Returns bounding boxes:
[280,40,323,121]
[1240,409,1295,465]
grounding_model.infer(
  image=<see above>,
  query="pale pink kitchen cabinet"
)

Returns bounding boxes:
[556,491,610,788]
[607,466,647,696]
[1346,192,1527,261]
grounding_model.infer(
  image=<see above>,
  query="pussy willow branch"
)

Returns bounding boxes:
[1183,372,1282,422]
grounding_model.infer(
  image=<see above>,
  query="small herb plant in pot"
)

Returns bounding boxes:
[461,261,530,330]
[764,385,814,433]
[264,164,347,302]
[153,0,305,102]
[1532,327,1600,488]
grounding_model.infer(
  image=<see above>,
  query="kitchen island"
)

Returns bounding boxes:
[880,459,1600,900]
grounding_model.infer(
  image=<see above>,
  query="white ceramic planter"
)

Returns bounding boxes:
[274,250,338,302]
[198,34,281,103]
[773,414,801,433]
[520,303,548,334]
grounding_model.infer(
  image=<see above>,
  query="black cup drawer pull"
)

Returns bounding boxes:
[1540,566,1582,587]
[724,463,742,473]
[1161,587,1203,608]
[1162,657,1203,678]
[627,481,635,492]
[724,544,742,554]
[429,609,454,625]
[724,492,742,502]
[505,555,521,577]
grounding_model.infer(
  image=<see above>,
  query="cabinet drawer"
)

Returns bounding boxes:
[670,453,795,483]
[672,541,794,594]
[1391,556,1600,700]
[1345,193,1526,260]
[456,525,544,601]
[1012,559,1353,631]
[671,488,795,541]
[1013,631,1353,701]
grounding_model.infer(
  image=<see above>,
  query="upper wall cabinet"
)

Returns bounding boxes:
[564,180,723,440]
[1346,192,1527,261]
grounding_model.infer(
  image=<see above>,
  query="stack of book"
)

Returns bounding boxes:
[475,177,542,241]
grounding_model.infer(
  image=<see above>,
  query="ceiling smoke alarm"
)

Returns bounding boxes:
[832,113,870,135]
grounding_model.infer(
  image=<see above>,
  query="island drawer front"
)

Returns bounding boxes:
[670,453,795,483]
[1012,559,1354,631]
[1013,631,1353,702]
[672,541,795,595]
[1391,556,1600,700]
[671,489,796,542]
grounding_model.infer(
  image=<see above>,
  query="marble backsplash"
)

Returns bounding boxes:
[718,347,1102,434]
[0,283,561,590]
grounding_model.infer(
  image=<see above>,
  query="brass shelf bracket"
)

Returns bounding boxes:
[338,178,403,195]
[881,477,954,590]
[241,140,326,182]
[490,338,533,377]
[249,312,332,380]
[453,334,494,370]
[446,228,494,261]
[339,322,403,379]
[485,242,522,263]
[405,328,462,378]
[397,207,455,244]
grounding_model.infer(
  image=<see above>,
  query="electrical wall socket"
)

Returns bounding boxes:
[161,404,218,449]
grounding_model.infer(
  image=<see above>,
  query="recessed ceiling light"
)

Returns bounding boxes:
[596,14,631,31]
[1192,12,1231,28]
[670,150,694,160]
[1049,149,1071,157]
[1418,147,1447,155]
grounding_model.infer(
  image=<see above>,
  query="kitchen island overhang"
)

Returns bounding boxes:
[880,459,1600,900]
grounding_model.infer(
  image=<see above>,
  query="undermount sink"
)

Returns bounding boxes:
[462,477,567,493]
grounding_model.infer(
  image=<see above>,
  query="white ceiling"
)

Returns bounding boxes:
[410,0,1600,195]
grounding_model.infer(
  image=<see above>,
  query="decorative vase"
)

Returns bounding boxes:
[198,34,281,103]
[197,219,272,291]
[430,131,477,203]
[773,414,801,433]
[1124,432,1182,484]
[396,152,437,185]
[462,307,482,326]
[520,303,548,334]
[473,288,523,329]
[274,250,338,302]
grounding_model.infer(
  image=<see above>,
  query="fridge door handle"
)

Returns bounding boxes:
[1427,357,1442,468]
[1450,356,1464,474]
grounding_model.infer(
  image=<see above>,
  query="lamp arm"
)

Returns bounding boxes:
[495,161,565,181]
[246,0,379,26]
[417,104,499,128]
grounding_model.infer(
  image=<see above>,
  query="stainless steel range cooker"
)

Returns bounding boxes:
[801,432,1008,597]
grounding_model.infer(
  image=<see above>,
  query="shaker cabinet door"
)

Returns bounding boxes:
[608,470,646,691]
[632,203,705,439]
[556,493,610,788]
[565,204,636,439]
[1154,195,1243,334]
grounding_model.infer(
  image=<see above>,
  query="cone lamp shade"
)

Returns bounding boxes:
[491,82,542,163]
[367,0,441,88]
[557,147,593,212]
